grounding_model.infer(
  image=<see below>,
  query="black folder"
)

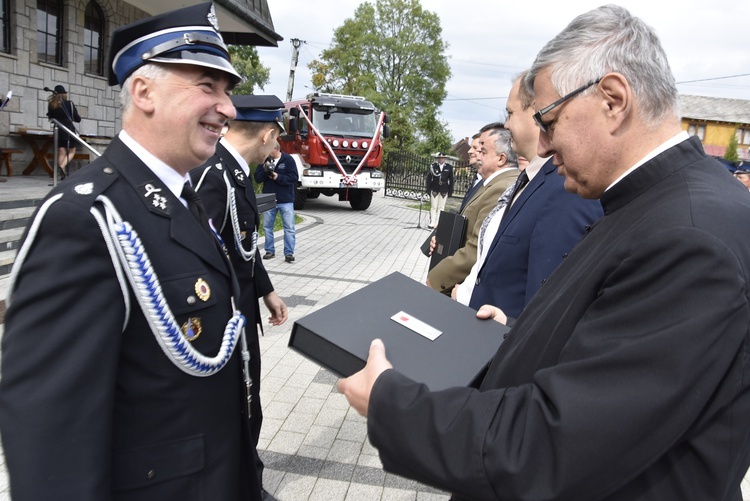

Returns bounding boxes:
[289,272,508,391]
[256,193,276,213]
[429,211,468,270]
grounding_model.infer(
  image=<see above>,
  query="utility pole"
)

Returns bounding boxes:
[286,38,304,102]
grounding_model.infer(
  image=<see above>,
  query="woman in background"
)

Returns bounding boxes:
[47,84,81,178]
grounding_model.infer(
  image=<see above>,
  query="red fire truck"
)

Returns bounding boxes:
[280,93,389,210]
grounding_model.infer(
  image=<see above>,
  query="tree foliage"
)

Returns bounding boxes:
[228,45,271,95]
[725,129,740,163]
[308,0,452,153]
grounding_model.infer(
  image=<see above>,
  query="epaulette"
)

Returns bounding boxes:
[53,163,120,210]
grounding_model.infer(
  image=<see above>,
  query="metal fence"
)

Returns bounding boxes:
[383,150,476,201]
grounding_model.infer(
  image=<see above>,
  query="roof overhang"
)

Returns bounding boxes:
[123,0,283,47]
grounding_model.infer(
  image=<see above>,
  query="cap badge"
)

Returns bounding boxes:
[207,4,220,32]
[181,317,202,342]
[195,278,211,301]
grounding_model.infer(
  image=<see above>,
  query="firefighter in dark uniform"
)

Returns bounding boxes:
[191,95,289,500]
[426,152,454,228]
[0,4,266,500]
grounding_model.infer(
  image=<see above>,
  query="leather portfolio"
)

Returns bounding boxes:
[429,210,467,270]
[289,272,508,391]
[256,193,276,213]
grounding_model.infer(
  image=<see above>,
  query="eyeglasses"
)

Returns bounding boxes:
[533,78,602,133]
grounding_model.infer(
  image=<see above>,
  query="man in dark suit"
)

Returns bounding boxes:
[338,5,750,500]
[425,152,453,228]
[191,95,288,500]
[461,71,603,319]
[0,4,267,500]
[427,126,517,295]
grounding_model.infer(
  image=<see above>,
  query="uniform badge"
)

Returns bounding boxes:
[142,183,168,213]
[207,4,220,32]
[214,162,224,171]
[74,183,94,195]
[181,317,202,342]
[195,278,211,301]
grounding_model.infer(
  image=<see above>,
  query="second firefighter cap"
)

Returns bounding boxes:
[232,95,285,132]
[108,2,241,87]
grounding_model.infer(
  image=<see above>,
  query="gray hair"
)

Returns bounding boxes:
[526,4,679,127]
[486,128,518,167]
[119,63,172,113]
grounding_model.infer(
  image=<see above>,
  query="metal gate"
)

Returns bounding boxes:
[383,150,475,201]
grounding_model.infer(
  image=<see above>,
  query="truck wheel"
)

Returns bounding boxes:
[294,189,306,210]
[349,189,373,210]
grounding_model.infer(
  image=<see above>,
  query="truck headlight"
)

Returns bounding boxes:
[371,170,383,178]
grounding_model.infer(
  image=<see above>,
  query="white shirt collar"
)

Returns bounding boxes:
[220,137,250,176]
[483,166,516,186]
[605,131,689,192]
[119,130,189,201]
[524,155,548,182]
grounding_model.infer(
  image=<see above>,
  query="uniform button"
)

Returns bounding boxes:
[540,278,546,285]
[187,296,197,305]
[147,469,156,480]
[475,277,481,286]
[562,253,568,258]
[103,167,114,174]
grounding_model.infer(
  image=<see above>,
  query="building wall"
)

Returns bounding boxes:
[0,0,149,171]
[680,118,750,160]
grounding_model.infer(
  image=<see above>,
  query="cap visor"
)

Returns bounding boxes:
[150,52,242,86]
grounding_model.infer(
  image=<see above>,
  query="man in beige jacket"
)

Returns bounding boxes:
[427,125,518,294]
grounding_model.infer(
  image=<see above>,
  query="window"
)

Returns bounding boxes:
[84,1,104,75]
[736,128,750,146]
[37,0,63,65]
[1,0,10,53]
[687,123,706,141]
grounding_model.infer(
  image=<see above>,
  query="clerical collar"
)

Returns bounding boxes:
[605,131,689,192]
[119,130,188,201]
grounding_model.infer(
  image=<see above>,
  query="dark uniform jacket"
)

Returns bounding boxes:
[0,136,261,501]
[191,140,273,454]
[367,136,750,500]
[426,162,454,196]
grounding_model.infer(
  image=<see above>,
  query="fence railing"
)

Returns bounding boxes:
[383,150,475,201]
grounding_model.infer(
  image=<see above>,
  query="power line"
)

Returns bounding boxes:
[677,73,750,84]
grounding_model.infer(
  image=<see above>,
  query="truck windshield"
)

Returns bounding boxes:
[312,108,378,138]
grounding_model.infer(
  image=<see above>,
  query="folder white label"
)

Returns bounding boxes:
[391,311,442,341]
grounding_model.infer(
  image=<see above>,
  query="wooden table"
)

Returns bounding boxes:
[10,130,105,176]
[13,130,55,176]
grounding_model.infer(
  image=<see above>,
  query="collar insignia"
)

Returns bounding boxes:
[141,182,168,214]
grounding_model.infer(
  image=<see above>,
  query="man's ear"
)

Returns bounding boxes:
[262,126,278,145]
[598,73,630,131]
[129,75,156,114]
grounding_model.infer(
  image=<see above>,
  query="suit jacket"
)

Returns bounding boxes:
[0,137,261,500]
[469,158,603,318]
[426,162,454,196]
[367,136,750,500]
[428,168,517,294]
[191,141,274,455]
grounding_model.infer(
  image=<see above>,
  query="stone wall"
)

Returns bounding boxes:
[0,0,148,173]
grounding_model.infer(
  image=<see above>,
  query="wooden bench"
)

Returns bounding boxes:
[0,149,24,176]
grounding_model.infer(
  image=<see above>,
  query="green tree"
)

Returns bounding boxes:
[308,0,451,152]
[725,129,740,163]
[228,45,271,95]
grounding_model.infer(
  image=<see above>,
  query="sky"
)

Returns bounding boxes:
[256,1,750,144]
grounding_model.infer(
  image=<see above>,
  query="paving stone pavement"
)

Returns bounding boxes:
[1,177,750,500]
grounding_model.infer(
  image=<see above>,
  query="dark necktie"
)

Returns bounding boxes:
[181,183,213,236]
[500,170,529,223]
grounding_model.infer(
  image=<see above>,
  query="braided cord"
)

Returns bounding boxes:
[97,195,245,377]
[228,186,258,263]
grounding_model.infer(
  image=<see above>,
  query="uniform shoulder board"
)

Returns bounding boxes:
[59,163,119,209]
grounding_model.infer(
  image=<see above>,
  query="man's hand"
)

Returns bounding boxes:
[262,291,288,326]
[428,235,437,256]
[476,304,508,325]
[450,284,458,300]
[337,339,393,416]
